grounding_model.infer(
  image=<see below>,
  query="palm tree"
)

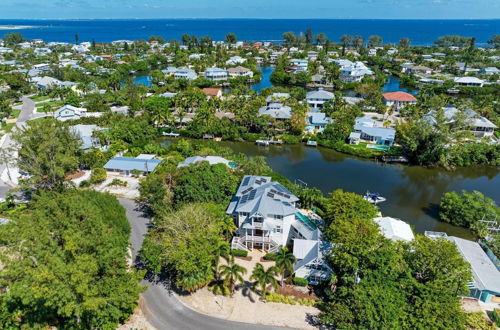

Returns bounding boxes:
[274,247,297,287]
[213,241,230,268]
[250,263,279,296]
[220,256,247,297]
[209,265,230,296]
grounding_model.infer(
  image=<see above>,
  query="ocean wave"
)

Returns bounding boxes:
[0,25,42,30]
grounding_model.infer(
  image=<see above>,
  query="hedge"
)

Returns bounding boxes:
[263,252,278,261]
[264,292,316,306]
[492,309,500,327]
[89,167,107,184]
[293,277,309,287]
[231,249,248,257]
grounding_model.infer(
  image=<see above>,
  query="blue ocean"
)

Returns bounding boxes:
[0,19,499,46]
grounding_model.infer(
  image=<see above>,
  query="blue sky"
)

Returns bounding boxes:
[1,0,499,19]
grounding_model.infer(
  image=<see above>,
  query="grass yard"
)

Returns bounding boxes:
[1,123,15,133]
[36,100,63,112]
[31,95,52,102]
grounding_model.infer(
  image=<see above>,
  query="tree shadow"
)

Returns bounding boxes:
[422,202,440,219]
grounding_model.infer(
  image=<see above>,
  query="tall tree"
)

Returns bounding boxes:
[74,33,79,45]
[224,33,238,45]
[13,119,81,191]
[368,35,383,47]
[0,190,143,329]
[274,247,297,287]
[399,37,411,48]
[250,263,279,296]
[220,256,247,297]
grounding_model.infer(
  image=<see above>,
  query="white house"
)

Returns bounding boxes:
[226,56,247,66]
[227,175,331,284]
[70,124,101,150]
[54,105,87,122]
[423,107,497,138]
[258,103,292,120]
[227,66,253,78]
[383,91,417,110]
[177,156,234,168]
[349,117,396,146]
[374,217,414,242]
[480,67,500,75]
[174,68,197,80]
[290,59,308,72]
[333,60,374,83]
[204,68,228,81]
[266,93,290,105]
[305,88,334,110]
[454,77,484,87]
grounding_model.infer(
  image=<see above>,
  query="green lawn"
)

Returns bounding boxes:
[31,95,52,102]
[36,100,63,112]
[10,109,21,119]
[1,123,15,133]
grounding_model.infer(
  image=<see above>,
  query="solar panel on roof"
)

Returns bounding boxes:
[249,190,257,200]
[242,177,250,186]
[241,187,253,195]
[241,195,248,203]
[267,192,275,198]
[284,194,290,199]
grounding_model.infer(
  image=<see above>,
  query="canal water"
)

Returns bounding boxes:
[252,66,274,92]
[194,140,499,239]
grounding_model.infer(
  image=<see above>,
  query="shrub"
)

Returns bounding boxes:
[264,292,316,306]
[108,178,128,187]
[89,168,107,184]
[465,312,496,330]
[492,310,500,327]
[293,277,308,287]
[263,252,278,261]
[79,180,91,188]
[280,134,302,144]
[231,249,248,257]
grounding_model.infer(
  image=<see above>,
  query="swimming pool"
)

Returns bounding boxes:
[366,144,390,151]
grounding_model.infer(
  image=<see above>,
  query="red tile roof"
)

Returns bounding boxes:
[202,88,222,97]
[383,91,417,102]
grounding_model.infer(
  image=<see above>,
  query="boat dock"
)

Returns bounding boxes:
[256,138,283,146]
[306,140,318,147]
[382,156,409,163]
[162,132,180,137]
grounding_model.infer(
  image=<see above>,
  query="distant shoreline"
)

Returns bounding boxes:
[0,25,37,30]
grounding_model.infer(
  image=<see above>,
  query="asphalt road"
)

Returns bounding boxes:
[0,96,36,200]
[118,198,283,330]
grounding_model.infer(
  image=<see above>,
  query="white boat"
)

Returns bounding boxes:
[363,191,386,204]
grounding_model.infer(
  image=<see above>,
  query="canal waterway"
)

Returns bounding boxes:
[177,140,499,239]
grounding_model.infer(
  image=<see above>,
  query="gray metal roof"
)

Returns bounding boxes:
[227,175,299,217]
[104,157,162,173]
[448,236,500,294]
[177,156,231,168]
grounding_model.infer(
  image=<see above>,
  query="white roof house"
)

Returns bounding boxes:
[374,217,414,242]
[480,67,500,75]
[226,56,247,66]
[293,239,332,285]
[454,77,484,87]
[70,124,101,150]
[258,103,292,120]
[54,105,87,122]
[177,156,234,168]
[306,88,334,110]
[447,236,500,303]
[424,107,497,137]
[204,68,228,81]
[265,93,290,105]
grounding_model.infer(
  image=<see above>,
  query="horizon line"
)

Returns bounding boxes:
[1,18,499,21]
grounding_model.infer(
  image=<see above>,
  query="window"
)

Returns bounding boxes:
[276,225,282,233]
[271,214,283,220]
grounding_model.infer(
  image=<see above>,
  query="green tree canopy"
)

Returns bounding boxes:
[0,190,143,329]
[13,119,81,191]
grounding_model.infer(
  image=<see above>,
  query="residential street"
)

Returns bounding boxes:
[0,96,36,200]
[118,198,282,330]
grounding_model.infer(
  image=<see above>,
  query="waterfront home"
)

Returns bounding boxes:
[349,117,396,146]
[104,155,162,176]
[305,88,334,110]
[69,124,101,150]
[177,156,235,168]
[480,67,500,75]
[374,217,414,242]
[266,92,290,105]
[339,61,374,83]
[383,91,417,110]
[54,105,87,122]
[226,56,247,65]
[290,59,308,72]
[454,77,484,87]
[174,68,197,80]
[227,175,330,284]
[204,68,228,81]
[447,236,500,303]
[293,239,332,285]
[227,66,254,78]
[423,106,497,138]
[305,112,332,133]
[162,66,177,75]
[270,51,285,63]
[402,65,433,75]
[32,63,51,72]
[258,103,292,120]
[202,87,223,98]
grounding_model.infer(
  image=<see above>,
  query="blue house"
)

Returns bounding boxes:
[349,117,395,146]
[104,156,162,176]
[306,112,332,133]
[448,236,500,303]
